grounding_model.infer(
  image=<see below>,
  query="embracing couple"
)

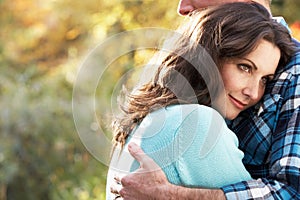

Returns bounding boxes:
[107,0,300,199]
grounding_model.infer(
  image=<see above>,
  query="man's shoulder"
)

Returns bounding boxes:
[284,42,300,73]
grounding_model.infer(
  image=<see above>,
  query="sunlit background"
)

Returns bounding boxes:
[0,0,299,199]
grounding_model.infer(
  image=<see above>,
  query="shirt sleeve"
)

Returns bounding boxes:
[222,108,300,199]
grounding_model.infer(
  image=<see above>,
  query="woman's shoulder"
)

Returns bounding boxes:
[130,104,218,152]
[130,104,227,150]
[164,104,222,118]
[164,104,224,125]
[137,104,224,137]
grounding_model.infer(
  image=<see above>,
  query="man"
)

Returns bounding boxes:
[113,0,300,199]
[177,0,271,16]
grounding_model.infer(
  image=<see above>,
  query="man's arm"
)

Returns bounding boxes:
[222,109,300,199]
[118,143,225,200]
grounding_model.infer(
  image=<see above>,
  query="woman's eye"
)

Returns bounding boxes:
[238,64,251,73]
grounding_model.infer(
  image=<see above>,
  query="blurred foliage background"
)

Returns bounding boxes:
[0,0,299,199]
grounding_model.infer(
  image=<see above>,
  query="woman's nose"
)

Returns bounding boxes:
[242,81,261,102]
[178,0,195,16]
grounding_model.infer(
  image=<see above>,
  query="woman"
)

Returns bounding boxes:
[106,2,295,199]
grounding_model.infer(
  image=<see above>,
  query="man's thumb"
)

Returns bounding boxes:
[128,142,159,170]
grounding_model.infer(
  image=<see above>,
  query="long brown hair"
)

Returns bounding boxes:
[112,2,295,150]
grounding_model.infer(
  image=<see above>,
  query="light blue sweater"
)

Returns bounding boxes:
[106,104,251,199]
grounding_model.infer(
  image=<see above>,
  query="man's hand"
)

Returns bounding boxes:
[117,142,173,200]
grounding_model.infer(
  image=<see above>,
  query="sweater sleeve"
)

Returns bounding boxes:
[175,105,251,188]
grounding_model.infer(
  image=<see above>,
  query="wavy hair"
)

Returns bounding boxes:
[112,2,296,150]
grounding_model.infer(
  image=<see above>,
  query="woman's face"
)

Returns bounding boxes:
[218,39,280,120]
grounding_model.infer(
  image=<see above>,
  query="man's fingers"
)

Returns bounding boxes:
[114,176,121,184]
[128,142,160,171]
[110,186,119,195]
[110,182,122,193]
[111,175,123,196]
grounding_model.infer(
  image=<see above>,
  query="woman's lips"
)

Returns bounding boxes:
[228,95,247,110]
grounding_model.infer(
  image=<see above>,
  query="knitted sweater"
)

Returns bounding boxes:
[106,104,251,199]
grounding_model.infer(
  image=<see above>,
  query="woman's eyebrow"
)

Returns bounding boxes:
[241,58,257,70]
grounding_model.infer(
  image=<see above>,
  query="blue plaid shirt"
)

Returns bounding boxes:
[222,18,300,199]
